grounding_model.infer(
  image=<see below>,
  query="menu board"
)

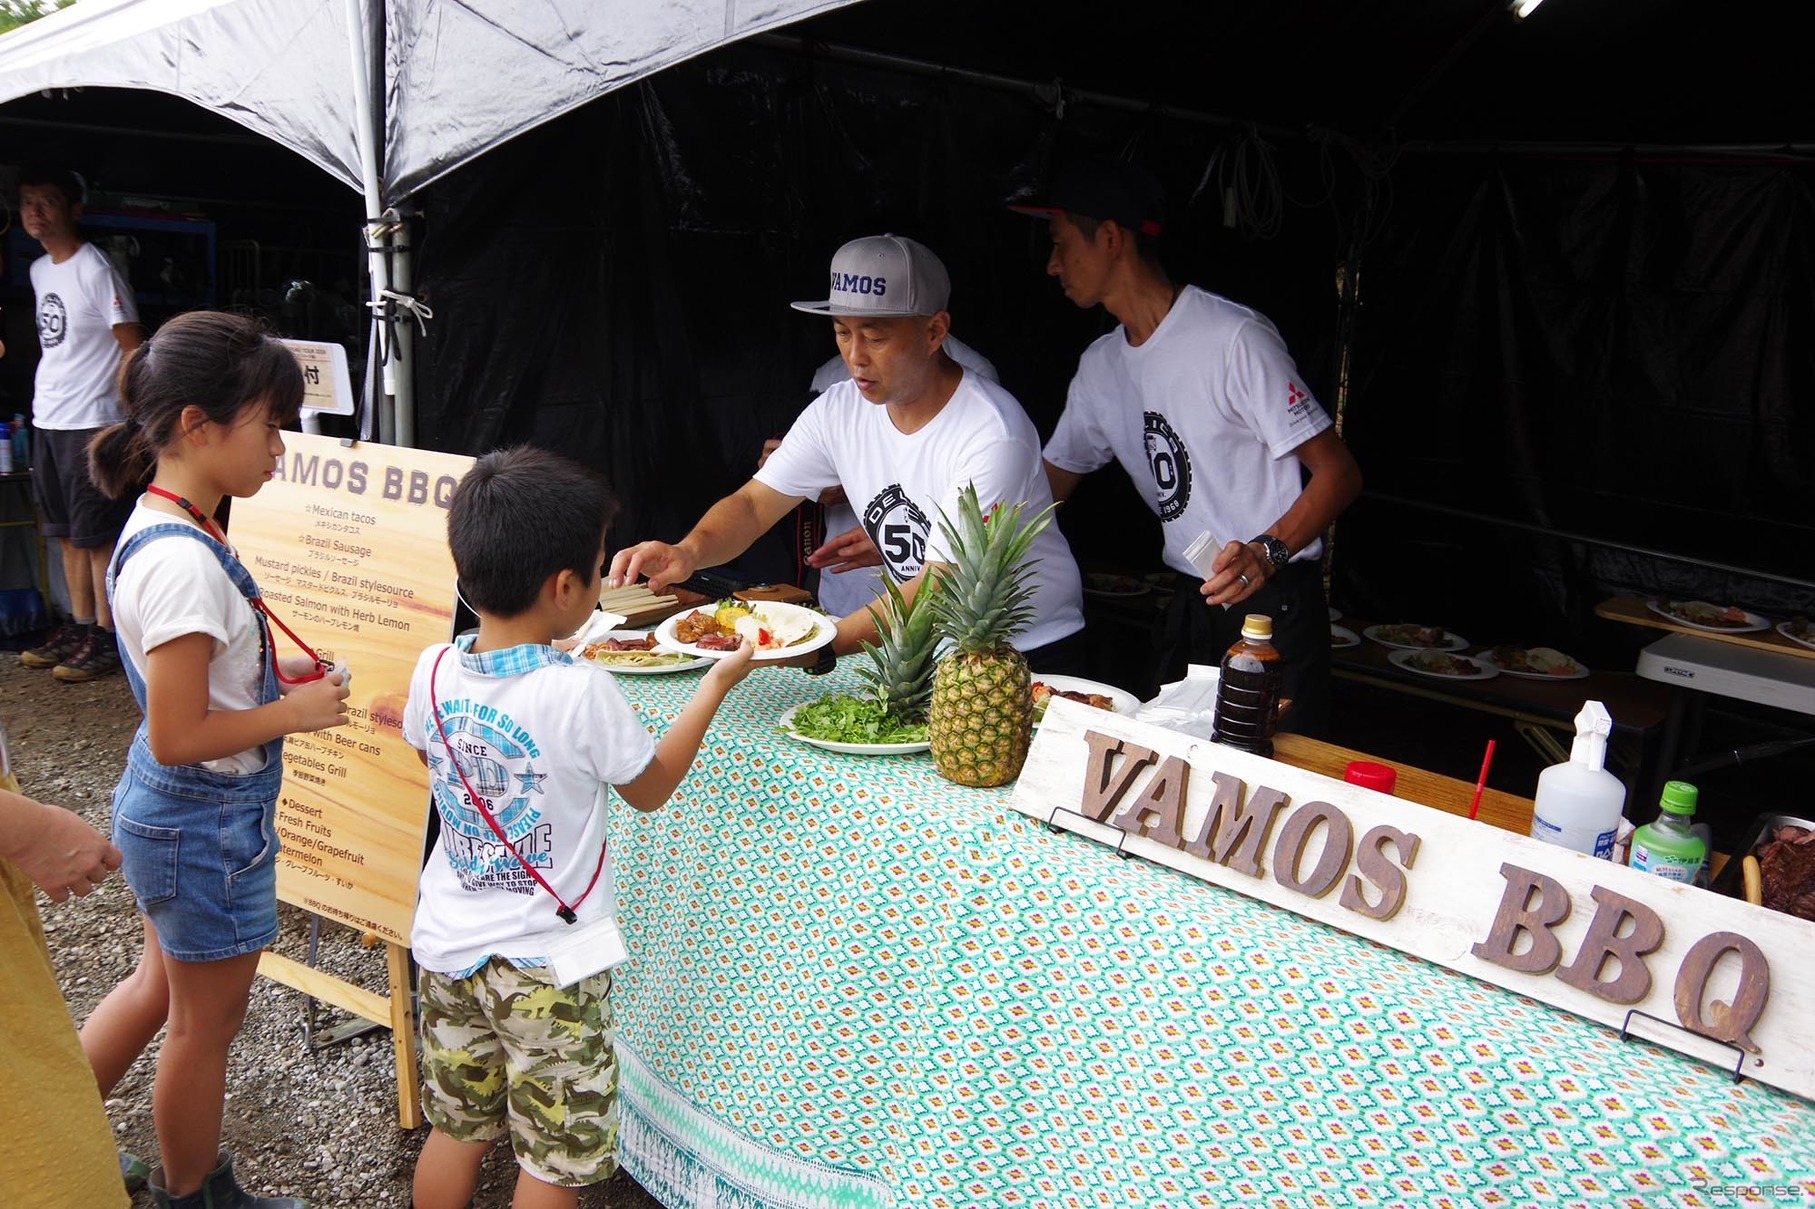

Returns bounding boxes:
[231,433,471,945]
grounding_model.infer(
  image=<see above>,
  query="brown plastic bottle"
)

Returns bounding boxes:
[1212,614,1284,757]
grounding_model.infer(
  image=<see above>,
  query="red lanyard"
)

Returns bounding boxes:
[145,485,329,685]
[428,646,602,925]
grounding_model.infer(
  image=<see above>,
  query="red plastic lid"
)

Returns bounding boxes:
[1344,761,1397,794]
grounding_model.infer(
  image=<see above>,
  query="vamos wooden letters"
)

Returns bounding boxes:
[1012,702,1815,1101]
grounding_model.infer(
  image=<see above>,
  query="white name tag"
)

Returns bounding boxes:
[535,914,629,987]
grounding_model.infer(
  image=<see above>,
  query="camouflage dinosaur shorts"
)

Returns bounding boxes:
[419,960,619,1187]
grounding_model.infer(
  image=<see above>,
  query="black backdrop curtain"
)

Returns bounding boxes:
[410,41,1814,652]
[1337,154,1815,664]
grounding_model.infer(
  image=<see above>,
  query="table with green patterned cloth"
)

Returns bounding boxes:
[608,663,1814,1209]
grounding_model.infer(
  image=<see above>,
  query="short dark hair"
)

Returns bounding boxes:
[1066,211,1161,263]
[17,165,85,208]
[447,446,617,618]
[88,311,305,499]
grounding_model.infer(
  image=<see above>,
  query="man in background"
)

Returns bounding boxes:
[16,166,143,682]
[1016,157,1361,732]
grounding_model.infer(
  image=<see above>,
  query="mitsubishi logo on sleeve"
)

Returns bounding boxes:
[1287,382,1308,408]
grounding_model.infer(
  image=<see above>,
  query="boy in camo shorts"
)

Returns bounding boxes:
[405,448,754,1209]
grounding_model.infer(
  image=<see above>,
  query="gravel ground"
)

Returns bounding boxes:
[3,657,662,1209]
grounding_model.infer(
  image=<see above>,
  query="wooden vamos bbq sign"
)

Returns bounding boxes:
[1013,702,1815,1101]
[232,433,470,945]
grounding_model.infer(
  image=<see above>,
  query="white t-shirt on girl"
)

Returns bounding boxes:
[1044,285,1334,579]
[757,371,1085,652]
[111,504,268,774]
[404,641,657,976]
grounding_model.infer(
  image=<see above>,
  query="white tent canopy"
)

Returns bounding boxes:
[0,0,857,202]
[0,0,858,440]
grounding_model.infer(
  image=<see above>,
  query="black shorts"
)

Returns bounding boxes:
[31,426,134,549]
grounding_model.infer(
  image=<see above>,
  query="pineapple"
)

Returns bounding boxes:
[925,485,1055,787]
[857,573,939,723]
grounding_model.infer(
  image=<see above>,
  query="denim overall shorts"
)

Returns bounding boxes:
[107,523,286,962]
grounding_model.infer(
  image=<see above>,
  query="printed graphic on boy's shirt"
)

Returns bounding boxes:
[428,700,552,896]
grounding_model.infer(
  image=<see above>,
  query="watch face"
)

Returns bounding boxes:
[1259,536,1290,567]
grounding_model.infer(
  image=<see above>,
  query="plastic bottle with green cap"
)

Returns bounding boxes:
[1629,780,1707,883]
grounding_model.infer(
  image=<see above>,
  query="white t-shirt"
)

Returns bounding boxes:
[806,339,1000,618]
[758,371,1085,651]
[404,641,657,976]
[1044,285,1333,578]
[30,242,139,430]
[111,505,268,774]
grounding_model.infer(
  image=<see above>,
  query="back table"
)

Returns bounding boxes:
[606,663,1813,1209]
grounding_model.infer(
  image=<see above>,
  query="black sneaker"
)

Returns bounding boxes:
[53,631,122,683]
[19,621,85,669]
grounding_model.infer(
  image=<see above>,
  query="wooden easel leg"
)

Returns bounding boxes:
[387,941,422,1129]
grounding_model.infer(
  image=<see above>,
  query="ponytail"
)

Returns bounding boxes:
[87,341,157,499]
[86,418,154,500]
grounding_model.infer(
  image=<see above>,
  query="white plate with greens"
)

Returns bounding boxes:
[777,701,930,756]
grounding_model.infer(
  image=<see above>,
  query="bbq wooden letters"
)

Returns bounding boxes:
[1012,702,1815,1102]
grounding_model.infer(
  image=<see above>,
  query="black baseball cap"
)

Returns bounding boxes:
[1008,157,1165,237]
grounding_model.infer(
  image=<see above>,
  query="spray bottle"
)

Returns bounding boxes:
[1529,700,1625,858]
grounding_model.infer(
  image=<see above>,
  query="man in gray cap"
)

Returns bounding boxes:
[610,234,1087,670]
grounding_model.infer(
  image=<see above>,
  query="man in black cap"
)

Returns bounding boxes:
[1014,157,1361,733]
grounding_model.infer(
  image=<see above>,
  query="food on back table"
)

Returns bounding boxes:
[1370,624,1450,647]
[1658,600,1754,628]
[1486,645,1583,676]
[1402,651,1481,677]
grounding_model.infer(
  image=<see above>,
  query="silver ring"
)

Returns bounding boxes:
[1237,572,1251,589]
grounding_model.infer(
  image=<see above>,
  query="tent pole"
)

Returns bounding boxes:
[345,0,394,445]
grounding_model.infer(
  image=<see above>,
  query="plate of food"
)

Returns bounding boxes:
[1330,624,1361,649]
[1480,645,1589,680]
[777,701,930,756]
[1646,599,1770,633]
[1363,624,1469,652]
[655,599,833,661]
[1083,573,1149,599]
[1775,617,1815,651]
[1388,649,1498,680]
[1031,675,1141,723]
[580,630,712,675]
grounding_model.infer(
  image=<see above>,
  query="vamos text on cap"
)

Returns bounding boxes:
[791,234,951,318]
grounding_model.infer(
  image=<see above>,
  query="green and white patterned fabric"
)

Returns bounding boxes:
[611,664,1814,1208]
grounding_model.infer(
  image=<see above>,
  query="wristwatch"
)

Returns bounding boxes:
[805,644,838,676]
[1250,534,1291,573]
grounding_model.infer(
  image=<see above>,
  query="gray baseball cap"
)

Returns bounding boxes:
[791,234,951,317]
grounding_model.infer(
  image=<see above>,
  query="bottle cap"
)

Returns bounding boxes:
[1658,780,1698,816]
[1241,614,1273,641]
[1344,761,1397,794]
